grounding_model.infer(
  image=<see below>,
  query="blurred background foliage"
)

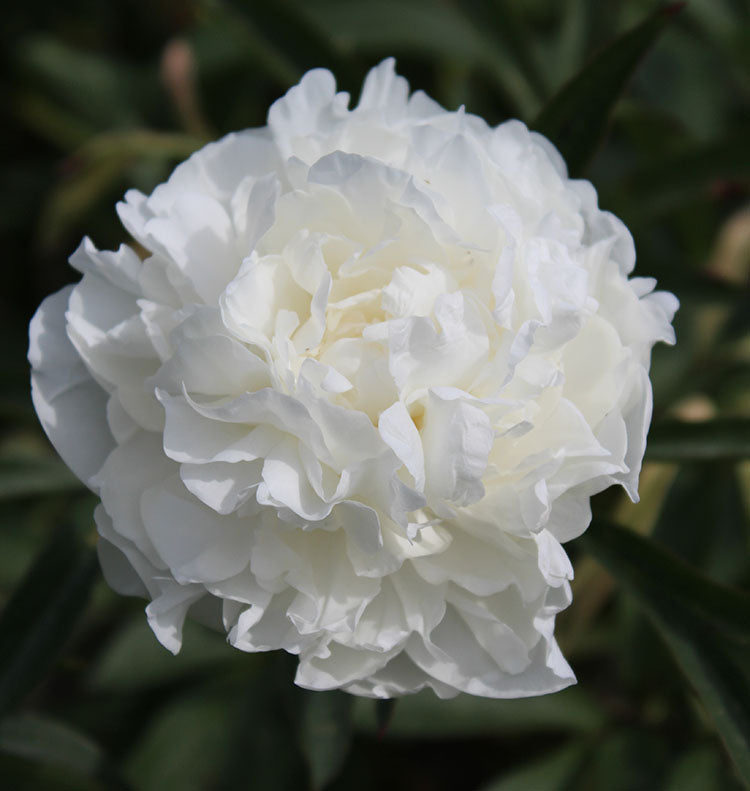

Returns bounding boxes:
[0,0,749,789]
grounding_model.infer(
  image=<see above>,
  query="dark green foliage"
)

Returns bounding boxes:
[646,418,750,462]
[0,522,98,716]
[1,1,748,789]
[533,3,683,176]
[581,519,750,784]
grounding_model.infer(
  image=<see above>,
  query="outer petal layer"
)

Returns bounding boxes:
[28,61,677,699]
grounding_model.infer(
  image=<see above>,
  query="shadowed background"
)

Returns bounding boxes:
[0,1,749,789]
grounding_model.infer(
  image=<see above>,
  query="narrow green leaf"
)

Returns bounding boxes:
[126,686,235,791]
[625,132,750,219]
[478,742,589,791]
[547,0,590,87]
[453,0,548,103]
[38,154,132,251]
[0,456,83,501]
[288,0,540,116]
[533,3,683,176]
[0,524,98,715]
[92,616,238,692]
[579,729,670,791]
[77,130,207,163]
[582,520,750,642]
[581,520,750,784]
[664,746,730,791]
[15,36,144,131]
[660,622,750,787]
[39,129,206,250]
[0,714,101,777]
[646,419,750,462]
[191,4,301,88]
[238,0,352,86]
[217,656,308,791]
[0,756,105,791]
[299,690,354,790]
[354,685,604,738]
[652,463,749,585]
[13,92,94,150]
[375,698,397,739]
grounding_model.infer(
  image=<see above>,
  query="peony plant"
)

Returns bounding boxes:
[29,59,677,699]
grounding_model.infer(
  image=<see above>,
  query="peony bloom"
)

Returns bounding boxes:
[29,60,677,698]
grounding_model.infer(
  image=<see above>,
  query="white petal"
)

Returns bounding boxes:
[146,586,207,655]
[141,475,254,584]
[356,58,409,117]
[180,459,263,515]
[296,641,398,691]
[28,59,679,700]
[140,191,237,304]
[69,236,142,295]
[411,528,544,600]
[421,392,494,507]
[97,536,148,598]
[285,531,380,636]
[152,332,270,397]
[268,68,348,159]
[257,438,331,521]
[29,287,115,488]
[378,400,425,491]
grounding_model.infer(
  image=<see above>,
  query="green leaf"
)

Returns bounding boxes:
[664,746,729,791]
[126,685,235,791]
[624,132,750,220]
[288,0,541,116]
[38,129,206,250]
[453,0,548,102]
[38,154,133,251]
[0,755,105,791]
[11,92,93,152]
[217,656,308,791]
[15,36,144,132]
[658,621,750,787]
[299,690,354,790]
[0,456,83,501]
[0,524,98,715]
[353,685,604,738]
[375,698,397,739]
[578,729,669,791]
[582,519,750,642]
[478,742,589,791]
[580,520,750,784]
[0,714,101,778]
[533,3,683,176]
[652,463,749,585]
[236,0,352,84]
[545,0,590,89]
[191,3,301,89]
[92,615,239,692]
[646,419,750,462]
[76,130,207,163]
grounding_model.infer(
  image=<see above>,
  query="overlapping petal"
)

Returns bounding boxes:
[29,59,677,699]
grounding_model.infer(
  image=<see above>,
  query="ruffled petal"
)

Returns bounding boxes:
[30,59,677,701]
[29,287,115,488]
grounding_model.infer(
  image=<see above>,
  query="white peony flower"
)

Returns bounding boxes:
[29,59,677,699]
